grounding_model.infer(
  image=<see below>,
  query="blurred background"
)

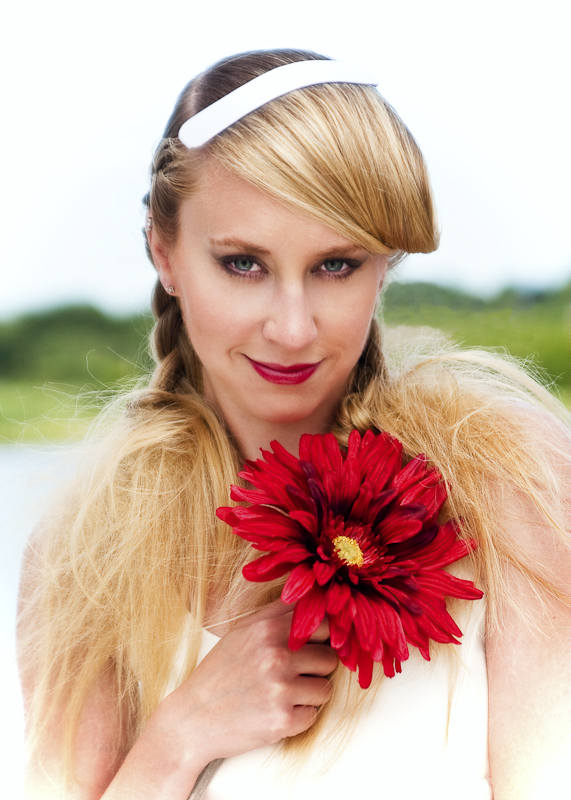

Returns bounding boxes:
[1,0,569,794]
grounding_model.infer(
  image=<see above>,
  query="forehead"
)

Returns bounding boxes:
[179,158,362,252]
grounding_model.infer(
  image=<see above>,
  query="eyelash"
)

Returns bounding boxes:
[220,256,363,281]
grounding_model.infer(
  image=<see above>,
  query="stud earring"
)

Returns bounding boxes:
[165,285,175,294]
[145,217,153,232]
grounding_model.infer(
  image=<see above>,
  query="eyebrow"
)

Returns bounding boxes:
[209,237,271,255]
[208,237,368,260]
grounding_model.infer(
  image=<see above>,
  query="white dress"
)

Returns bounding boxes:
[186,598,492,800]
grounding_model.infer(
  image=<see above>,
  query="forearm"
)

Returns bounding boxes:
[100,700,212,800]
[24,699,212,800]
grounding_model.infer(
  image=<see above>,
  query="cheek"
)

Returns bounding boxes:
[326,286,378,356]
[178,285,258,359]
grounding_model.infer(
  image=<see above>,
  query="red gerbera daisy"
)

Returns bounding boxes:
[216,430,483,689]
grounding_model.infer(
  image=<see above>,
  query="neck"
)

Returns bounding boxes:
[210,394,338,461]
[201,375,341,462]
[231,413,336,462]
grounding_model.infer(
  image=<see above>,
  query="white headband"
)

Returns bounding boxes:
[178,60,379,149]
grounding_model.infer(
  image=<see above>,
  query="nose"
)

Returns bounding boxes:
[262,283,318,352]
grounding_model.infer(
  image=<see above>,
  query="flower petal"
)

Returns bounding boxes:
[289,583,328,647]
[335,626,359,671]
[329,595,357,647]
[242,545,309,581]
[367,594,409,660]
[347,428,363,459]
[417,567,484,601]
[281,562,316,603]
[313,560,336,585]
[326,580,352,615]
[289,509,319,536]
[361,434,402,492]
[352,592,378,651]
[307,478,329,518]
[376,505,425,544]
[357,649,374,688]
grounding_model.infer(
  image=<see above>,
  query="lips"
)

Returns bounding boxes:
[246,357,320,385]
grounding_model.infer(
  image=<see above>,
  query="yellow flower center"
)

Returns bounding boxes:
[333,535,364,568]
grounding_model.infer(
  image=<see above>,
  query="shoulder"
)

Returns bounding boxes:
[375,343,571,480]
[485,405,571,798]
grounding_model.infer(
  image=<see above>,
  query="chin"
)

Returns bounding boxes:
[260,410,314,426]
[253,397,330,427]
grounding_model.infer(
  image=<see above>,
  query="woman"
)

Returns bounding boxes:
[17,49,571,799]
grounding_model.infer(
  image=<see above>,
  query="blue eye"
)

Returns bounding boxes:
[232,257,256,272]
[323,259,349,272]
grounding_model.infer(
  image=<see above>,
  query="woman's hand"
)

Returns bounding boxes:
[102,600,337,799]
[159,600,337,766]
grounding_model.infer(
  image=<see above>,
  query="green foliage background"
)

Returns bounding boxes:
[381,282,570,391]
[1,281,569,443]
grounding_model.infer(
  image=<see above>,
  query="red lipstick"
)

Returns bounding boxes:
[246,357,320,385]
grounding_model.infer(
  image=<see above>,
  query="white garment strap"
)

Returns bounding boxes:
[178,60,379,149]
[187,758,224,799]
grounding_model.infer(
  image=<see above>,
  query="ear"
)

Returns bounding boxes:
[148,227,177,292]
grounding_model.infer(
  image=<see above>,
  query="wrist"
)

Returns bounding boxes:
[103,704,212,800]
[149,689,216,775]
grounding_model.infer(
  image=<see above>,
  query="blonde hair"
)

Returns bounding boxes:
[18,49,571,782]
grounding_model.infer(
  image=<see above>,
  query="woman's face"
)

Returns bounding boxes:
[152,160,387,447]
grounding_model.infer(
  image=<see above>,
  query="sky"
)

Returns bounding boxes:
[1,0,570,319]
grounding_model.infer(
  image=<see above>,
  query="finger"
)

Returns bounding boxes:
[308,615,330,643]
[292,643,338,677]
[291,675,334,707]
[288,704,319,737]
